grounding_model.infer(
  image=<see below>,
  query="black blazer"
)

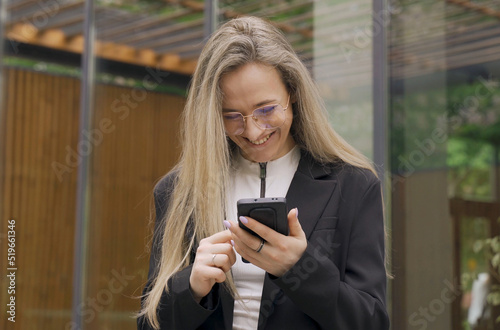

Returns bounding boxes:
[138,150,389,330]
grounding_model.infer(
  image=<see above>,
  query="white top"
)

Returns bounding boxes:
[226,146,301,330]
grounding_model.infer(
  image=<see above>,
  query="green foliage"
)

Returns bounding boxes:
[474,230,500,317]
[391,76,500,176]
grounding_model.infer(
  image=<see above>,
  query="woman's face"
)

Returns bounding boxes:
[220,62,295,163]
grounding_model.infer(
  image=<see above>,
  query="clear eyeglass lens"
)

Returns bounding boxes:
[223,113,245,135]
[223,104,285,134]
[254,105,284,129]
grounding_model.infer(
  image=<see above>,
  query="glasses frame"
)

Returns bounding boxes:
[223,95,290,136]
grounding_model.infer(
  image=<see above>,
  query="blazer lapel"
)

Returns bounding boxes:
[258,150,337,329]
[286,154,336,239]
[285,152,337,239]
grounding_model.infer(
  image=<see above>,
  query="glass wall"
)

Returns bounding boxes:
[1,0,83,328]
[0,1,192,329]
[313,0,375,158]
[81,1,195,328]
[0,0,383,328]
[2,0,499,329]
[389,0,500,329]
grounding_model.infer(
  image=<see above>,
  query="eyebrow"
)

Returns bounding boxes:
[222,99,277,112]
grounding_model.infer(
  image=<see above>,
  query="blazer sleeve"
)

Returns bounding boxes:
[271,174,389,329]
[137,173,222,330]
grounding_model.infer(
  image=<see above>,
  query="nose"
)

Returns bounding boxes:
[241,117,265,141]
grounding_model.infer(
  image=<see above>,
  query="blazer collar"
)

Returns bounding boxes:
[295,149,334,180]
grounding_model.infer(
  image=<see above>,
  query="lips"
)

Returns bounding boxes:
[248,132,274,145]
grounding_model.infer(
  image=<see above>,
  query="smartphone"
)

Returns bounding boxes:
[237,197,288,263]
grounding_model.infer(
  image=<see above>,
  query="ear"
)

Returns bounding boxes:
[290,92,297,104]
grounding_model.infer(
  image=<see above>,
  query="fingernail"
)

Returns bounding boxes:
[223,220,231,229]
[230,240,235,246]
[295,208,299,218]
[239,216,248,224]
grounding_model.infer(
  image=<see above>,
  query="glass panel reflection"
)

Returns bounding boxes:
[389,0,500,329]
[84,1,197,329]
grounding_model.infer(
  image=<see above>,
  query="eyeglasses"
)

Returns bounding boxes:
[222,96,290,135]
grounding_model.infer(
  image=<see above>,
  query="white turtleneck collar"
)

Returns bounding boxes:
[234,145,301,181]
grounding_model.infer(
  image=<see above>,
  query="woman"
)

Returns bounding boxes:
[137,16,389,330]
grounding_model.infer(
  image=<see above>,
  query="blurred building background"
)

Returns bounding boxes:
[0,0,499,329]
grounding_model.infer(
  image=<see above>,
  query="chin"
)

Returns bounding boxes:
[245,153,271,163]
[240,147,278,163]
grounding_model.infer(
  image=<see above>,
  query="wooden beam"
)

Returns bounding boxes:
[159,53,181,71]
[177,59,198,75]
[137,49,158,67]
[98,42,136,64]
[37,29,67,50]
[447,0,500,20]
[66,35,84,53]
[7,23,38,43]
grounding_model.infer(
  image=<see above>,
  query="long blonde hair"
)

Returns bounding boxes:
[139,16,376,329]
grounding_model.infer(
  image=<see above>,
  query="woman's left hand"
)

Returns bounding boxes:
[224,208,307,277]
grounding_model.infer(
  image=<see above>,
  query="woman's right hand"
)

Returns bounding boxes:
[189,230,236,303]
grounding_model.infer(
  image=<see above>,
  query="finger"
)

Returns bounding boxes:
[197,243,234,269]
[231,232,266,264]
[228,219,265,251]
[200,265,227,283]
[210,253,232,272]
[201,230,233,245]
[288,208,304,238]
[196,241,233,256]
[216,241,236,266]
[234,217,279,246]
[210,242,234,256]
[228,242,237,265]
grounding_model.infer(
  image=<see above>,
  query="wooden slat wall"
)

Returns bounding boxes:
[0,68,80,329]
[85,83,183,329]
[0,67,184,329]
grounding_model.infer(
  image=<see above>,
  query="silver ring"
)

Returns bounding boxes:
[255,239,265,253]
[212,254,217,267]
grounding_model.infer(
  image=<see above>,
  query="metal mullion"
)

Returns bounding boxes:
[204,0,217,39]
[373,0,388,184]
[71,0,95,328]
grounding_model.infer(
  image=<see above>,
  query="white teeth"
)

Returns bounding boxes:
[249,133,272,145]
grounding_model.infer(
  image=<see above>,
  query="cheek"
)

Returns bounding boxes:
[228,134,244,147]
[281,117,293,137]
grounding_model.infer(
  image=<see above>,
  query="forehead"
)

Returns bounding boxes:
[220,63,287,107]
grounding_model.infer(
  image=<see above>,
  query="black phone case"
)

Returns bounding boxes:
[237,197,288,263]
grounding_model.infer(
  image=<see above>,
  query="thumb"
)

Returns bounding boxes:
[288,208,304,238]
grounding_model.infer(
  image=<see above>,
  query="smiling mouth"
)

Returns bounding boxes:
[248,132,274,145]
